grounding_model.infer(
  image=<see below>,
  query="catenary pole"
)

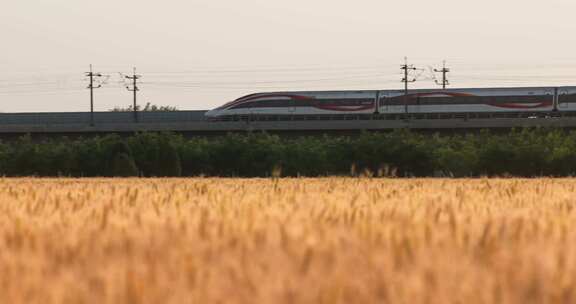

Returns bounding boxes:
[125,67,141,122]
[85,64,102,126]
[401,57,417,114]
[434,61,450,89]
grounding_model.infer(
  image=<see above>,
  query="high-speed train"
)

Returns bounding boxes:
[205,86,576,119]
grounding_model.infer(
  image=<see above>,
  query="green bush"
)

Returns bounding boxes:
[2,129,576,177]
[127,132,183,177]
[156,139,182,177]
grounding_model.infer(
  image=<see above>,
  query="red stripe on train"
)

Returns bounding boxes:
[223,94,375,112]
[488,101,553,109]
[314,104,375,112]
[219,94,314,110]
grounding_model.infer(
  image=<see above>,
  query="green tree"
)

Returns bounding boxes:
[156,139,182,177]
[107,140,139,177]
[110,153,139,177]
[110,103,178,112]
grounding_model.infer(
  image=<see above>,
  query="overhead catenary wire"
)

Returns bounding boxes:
[1,73,574,90]
[3,62,576,100]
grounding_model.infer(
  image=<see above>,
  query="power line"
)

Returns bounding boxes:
[144,74,393,87]
[125,67,141,123]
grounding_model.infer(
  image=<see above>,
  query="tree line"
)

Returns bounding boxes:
[2,129,576,177]
[109,102,178,112]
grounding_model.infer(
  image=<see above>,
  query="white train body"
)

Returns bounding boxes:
[558,87,576,111]
[206,86,576,118]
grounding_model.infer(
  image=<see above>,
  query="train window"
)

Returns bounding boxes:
[229,101,257,109]
[294,99,312,107]
[558,94,576,103]
[486,95,551,104]
[263,100,292,107]
[229,100,293,109]
[315,99,374,106]
[383,94,552,105]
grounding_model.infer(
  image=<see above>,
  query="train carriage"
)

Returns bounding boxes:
[207,91,379,118]
[205,86,564,119]
[382,87,556,114]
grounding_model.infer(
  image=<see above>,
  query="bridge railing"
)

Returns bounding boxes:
[0,111,207,125]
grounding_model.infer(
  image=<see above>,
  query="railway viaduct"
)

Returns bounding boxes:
[1,110,576,138]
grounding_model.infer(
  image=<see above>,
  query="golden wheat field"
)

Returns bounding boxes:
[0,178,575,303]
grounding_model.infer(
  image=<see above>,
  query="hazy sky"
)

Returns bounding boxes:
[2,0,576,112]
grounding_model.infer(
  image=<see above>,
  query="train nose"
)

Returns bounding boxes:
[204,109,217,117]
[204,109,221,120]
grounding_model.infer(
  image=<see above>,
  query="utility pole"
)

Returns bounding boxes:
[85,64,102,126]
[434,61,450,89]
[125,67,141,123]
[401,57,417,113]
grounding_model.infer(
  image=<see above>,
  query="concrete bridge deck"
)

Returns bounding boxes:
[0,117,575,134]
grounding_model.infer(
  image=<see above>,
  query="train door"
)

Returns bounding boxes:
[377,91,388,113]
[558,88,570,110]
[289,99,296,115]
[373,91,380,114]
[412,93,421,114]
[543,88,555,110]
